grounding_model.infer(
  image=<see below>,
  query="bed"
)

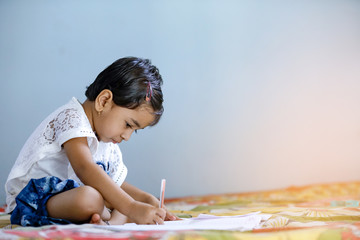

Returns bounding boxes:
[1,181,360,239]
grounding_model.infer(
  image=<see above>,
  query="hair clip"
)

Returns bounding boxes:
[146,81,152,102]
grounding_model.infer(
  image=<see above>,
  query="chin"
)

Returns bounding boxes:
[98,137,111,143]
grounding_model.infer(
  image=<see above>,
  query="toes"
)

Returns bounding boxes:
[90,213,101,224]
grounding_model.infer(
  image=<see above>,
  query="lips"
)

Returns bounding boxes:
[111,139,121,144]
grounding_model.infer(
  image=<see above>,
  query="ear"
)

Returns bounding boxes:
[94,89,113,113]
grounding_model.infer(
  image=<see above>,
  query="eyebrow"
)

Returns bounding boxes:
[131,118,141,128]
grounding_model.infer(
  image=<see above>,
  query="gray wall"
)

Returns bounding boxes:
[1,0,360,204]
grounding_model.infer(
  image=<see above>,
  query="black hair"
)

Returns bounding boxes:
[85,57,164,126]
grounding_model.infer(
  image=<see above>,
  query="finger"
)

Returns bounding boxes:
[165,210,173,219]
[165,213,178,221]
[164,209,179,220]
[156,208,166,219]
[155,215,164,225]
[171,214,182,220]
[165,212,172,221]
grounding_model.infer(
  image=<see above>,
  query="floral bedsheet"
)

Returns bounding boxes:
[1,181,360,239]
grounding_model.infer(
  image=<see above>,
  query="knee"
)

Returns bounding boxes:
[73,186,104,215]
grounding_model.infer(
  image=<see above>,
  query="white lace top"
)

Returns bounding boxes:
[5,97,128,213]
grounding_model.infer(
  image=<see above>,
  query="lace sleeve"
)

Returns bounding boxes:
[44,108,96,148]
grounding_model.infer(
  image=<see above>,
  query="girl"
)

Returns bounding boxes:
[5,57,178,226]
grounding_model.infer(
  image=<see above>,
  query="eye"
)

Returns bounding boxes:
[126,122,138,134]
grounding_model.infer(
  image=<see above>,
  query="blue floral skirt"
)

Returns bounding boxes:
[11,176,79,226]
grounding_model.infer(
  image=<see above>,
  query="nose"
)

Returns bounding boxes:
[121,129,135,141]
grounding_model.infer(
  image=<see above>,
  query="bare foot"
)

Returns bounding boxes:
[89,213,108,225]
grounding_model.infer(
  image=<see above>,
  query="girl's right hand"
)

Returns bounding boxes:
[129,201,166,225]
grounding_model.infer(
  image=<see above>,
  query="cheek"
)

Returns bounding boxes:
[99,118,119,136]
[107,122,121,135]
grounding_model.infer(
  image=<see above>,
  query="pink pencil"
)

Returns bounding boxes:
[159,179,166,208]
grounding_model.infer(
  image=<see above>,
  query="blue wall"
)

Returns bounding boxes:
[1,0,360,204]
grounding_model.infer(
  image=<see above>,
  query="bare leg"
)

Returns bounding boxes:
[102,201,130,225]
[46,186,111,223]
[106,209,131,225]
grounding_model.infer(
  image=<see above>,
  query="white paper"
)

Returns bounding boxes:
[97,212,272,231]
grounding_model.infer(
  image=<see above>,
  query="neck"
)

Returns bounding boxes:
[82,100,95,132]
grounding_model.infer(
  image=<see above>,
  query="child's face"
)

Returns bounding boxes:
[94,104,155,144]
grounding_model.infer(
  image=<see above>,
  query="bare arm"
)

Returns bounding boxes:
[63,137,165,224]
[122,182,157,204]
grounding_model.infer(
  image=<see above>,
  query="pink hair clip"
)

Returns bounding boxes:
[146,81,152,102]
